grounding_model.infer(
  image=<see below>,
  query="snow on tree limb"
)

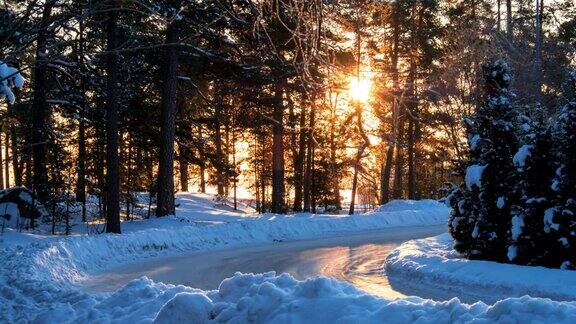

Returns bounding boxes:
[0,61,26,104]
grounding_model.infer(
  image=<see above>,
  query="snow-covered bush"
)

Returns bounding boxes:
[0,60,25,104]
[448,60,519,262]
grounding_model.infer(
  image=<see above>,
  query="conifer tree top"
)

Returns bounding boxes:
[483,60,511,97]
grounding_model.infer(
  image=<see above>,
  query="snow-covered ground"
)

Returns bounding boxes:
[3,196,575,323]
[385,233,576,304]
[1,196,449,322]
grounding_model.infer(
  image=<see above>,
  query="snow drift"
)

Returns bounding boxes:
[152,272,576,324]
[0,199,448,322]
[385,233,576,304]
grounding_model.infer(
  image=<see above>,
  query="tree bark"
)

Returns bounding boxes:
[232,128,237,210]
[271,79,285,214]
[303,106,315,212]
[407,118,416,199]
[291,101,305,211]
[76,16,87,222]
[197,125,206,193]
[329,95,341,210]
[105,6,121,233]
[156,22,180,217]
[349,104,370,215]
[9,122,21,187]
[534,0,544,105]
[4,132,9,189]
[0,131,4,189]
[214,102,225,196]
[380,1,399,205]
[506,0,513,40]
[380,145,394,204]
[31,1,54,202]
[392,115,405,199]
[179,143,189,192]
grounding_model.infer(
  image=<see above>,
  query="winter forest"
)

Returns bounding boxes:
[2,0,576,323]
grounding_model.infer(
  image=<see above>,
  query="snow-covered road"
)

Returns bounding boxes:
[83,225,445,299]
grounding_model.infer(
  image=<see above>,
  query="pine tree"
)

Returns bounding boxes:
[548,100,576,269]
[508,116,555,265]
[449,60,519,262]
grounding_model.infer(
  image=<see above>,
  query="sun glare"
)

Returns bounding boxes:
[349,77,371,103]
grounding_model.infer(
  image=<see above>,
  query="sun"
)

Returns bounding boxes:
[349,76,372,103]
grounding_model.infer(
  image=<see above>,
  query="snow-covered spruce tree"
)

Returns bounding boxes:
[508,116,556,266]
[548,100,576,269]
[449,60,519,262]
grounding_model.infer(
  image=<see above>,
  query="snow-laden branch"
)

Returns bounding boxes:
[0,61,26,104]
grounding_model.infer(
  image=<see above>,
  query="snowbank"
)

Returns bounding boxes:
[10,272,576,323]
[385,233,576,304]
[0,199,448,322]
[153,273,576,324]
[73,272,576,323]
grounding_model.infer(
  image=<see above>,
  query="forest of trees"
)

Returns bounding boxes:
[0,0,575,234]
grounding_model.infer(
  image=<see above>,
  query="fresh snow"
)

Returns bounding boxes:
[3,196,575,323]
[0,197,449,323]
[385,233,576,304]
[0,60,25,104]
[510,215,525,240]
[513,144,533,168]
[496,197,506,209]
[465,164,486,190]
[152,272,576,324]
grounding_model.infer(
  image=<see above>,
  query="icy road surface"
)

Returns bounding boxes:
[83,225,445,299]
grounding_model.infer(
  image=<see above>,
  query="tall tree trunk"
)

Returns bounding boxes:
[329,95,341,210]
[303,106,315,212]
[349,150,360,215]
[259,134,267,212]
[9,115,21,187]
[156,23,180,217]
[77,99,87,220]
[349,104,370,215]
[254,138,261,213]
[406,54,418,200]
[76,16,87,222]
[0,131,4,189]
[105,5,121,233]
[291,102,305,211]
[392,116,405,199]
[534,0,544,105]
[506,0,513,40]
[214,103,225,196]
[407,118,416,199]
[380,145,394,204]
[179,143,189,192]
[271,79,285,214]
[380,1,400,205]
[497,0,501,32]
[197,125,206,193]
[232,128,237,210]
[31,1,54,203]
[4,132,9,188]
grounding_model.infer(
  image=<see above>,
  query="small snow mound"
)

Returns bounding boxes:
[155,292,213,324]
